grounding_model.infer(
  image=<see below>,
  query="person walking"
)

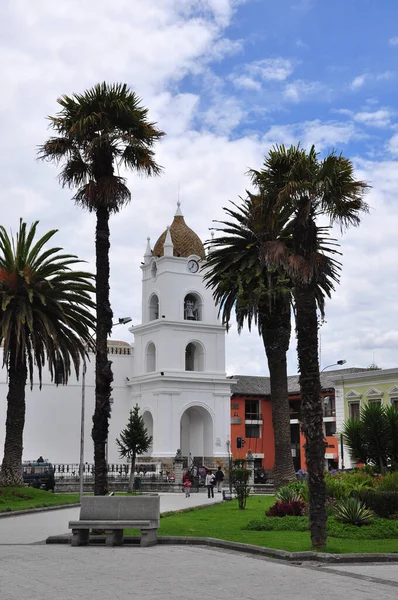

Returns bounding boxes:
[205,470,215,499]
[214,466,224,493]
[183,478,192,498]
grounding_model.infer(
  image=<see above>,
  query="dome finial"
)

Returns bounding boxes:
[175,199,183,217]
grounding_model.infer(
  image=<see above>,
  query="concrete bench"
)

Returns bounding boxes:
[68,495,160,547]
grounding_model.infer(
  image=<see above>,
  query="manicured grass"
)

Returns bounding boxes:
[125,495,398,554]
[0,487,79,513]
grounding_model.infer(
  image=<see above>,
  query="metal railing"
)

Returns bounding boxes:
[52,463,164,481]
[244,412,262,420]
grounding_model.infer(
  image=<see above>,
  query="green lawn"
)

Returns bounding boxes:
[0,487,79,513]
[126,495,398,554]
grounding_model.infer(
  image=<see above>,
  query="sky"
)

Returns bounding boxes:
[1,0,398,377]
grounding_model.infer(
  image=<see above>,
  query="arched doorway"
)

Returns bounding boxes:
[180,405,213,461]
[142,411,153,455]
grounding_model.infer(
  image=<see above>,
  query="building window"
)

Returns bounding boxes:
[185,341,204,371]
[289,400,301,420]
[184,293,202,321]
[368,398,382,405]
[245,424,261,438]
[349,402,360,419]
[323,395,335,417]
[149,294,159,320]
[391,398,398,410]
[325,421,336,436]
[146,342,156,373]
[245,399,260,420]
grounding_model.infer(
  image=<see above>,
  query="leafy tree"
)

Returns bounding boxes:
[0,220,95,486]
[38,82,164,495]
[116,404,153,492]
[251,144,369,548]
[343,403,398,472]
[229,459,251,510]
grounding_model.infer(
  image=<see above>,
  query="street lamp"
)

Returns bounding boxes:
[321,359,346,372]
[78,316,132,502]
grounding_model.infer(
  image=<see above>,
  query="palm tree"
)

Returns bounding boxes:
[253,144,369,548]
[0,220,95,487]
[38,82,165,495]
[205,193,297,489]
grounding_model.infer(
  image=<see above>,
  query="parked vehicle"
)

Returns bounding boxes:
[22,460,55,491]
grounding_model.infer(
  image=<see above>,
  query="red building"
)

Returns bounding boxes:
[229,371,345,473]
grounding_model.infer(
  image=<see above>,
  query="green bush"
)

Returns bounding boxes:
[361,490,398,518]
[334,497,374,525]
[377,472,398,492]
[245,515,398,539]
[276,486,301,503]
[327,517,398,539]
[325,476,348,501]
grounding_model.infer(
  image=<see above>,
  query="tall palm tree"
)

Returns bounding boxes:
[0,220,95,487]
[38,82,165,495]
[205,193,297,488]
[205,191,338,489]
[253,144,369,548]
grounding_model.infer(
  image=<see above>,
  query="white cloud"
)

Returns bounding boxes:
[351,74,368,89]
[262,120,358,151]
[389,37,398,46]
[387,133,398,155]
[231,57,294,90]
[336,108,392,128]
[283,79,328,102]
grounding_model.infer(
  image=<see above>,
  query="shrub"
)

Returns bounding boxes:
[230,466,251,510]
[377,472,398,492]
[275,486,301,503]
[361,490,398,518]
[266,500,306,517]
[325,476,348,501]
[327,517,398,539]
[333,497,373,525]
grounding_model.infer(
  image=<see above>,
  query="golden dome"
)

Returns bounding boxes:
[153,206,205,259]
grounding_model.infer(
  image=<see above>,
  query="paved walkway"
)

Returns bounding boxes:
[1,493,398,600]
[0,492,224,544]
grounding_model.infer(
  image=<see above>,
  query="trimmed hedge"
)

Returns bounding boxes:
[361,490,398,518]
[245,516,398,539]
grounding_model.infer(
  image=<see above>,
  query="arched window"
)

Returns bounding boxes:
[146,342,156,373]
[184,293,202,321]
[149,294,159,321]
[185,342,204,371]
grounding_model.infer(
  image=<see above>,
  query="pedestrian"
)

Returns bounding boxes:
[183,478,192,498]
[205,470,215,499]
[214,466,224,493]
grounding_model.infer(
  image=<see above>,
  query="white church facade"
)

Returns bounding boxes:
[0,204,232,468]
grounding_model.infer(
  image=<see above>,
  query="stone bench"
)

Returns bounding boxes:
[68,495,160,547]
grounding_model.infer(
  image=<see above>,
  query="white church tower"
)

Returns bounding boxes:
[127,202,231,467]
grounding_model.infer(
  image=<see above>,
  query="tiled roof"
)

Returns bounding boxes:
[153,215,205,259]
[107,340,131,347]
[230,367,369,397]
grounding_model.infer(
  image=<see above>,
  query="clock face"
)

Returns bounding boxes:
[188,259,199,273]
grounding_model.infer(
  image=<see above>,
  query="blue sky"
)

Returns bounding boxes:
[0,0,398,377]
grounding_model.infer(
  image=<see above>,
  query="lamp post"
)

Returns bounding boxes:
[321,359,346,372]
[78,316,132,503]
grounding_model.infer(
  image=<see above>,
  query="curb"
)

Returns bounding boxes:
[0,503,80,519]
[45,534,398,563]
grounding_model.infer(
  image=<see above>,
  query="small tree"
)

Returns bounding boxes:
[116,405,152,492]
[230,459,251,510]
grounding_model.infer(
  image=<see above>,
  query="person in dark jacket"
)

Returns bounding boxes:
[214,466,224,493]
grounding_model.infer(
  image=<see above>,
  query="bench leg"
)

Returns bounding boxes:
[71,529,89,547]
[140,528,158,547]
[105,529,124,546]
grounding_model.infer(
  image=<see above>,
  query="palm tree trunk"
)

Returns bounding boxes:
[261,296,296,489]
[294,284,327,548]
[0,354,27,487]
[92,206,114,496]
